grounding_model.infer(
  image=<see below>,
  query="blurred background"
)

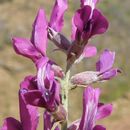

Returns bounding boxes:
[0,0,130,129]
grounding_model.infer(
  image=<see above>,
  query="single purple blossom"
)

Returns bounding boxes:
[20,73,66,122]
[96,49,121,80]
[20,73,60,112]
[12,7,66,119]
[13,0,68,60]
[70,49,120,86]
[1,90,39,130]
[67,0,108,68]
[12,9,64,79]
[12,9,48,61]
[68,86,113,130]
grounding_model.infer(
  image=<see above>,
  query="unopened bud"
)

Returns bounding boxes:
[51,64,65,78]
[70,71,100,86]
[48,27,71,52]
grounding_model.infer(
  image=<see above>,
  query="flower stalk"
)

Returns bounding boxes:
[61,70,70,129]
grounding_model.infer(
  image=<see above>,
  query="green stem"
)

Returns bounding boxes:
[61,70,70,130]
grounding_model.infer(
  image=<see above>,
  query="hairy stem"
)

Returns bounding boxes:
[61,70,70,130]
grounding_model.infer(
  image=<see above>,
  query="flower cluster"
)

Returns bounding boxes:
[1,0,120,130]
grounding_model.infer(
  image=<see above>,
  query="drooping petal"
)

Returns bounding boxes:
[20,75,37,90]
[36,57,49,91]
[23,82,60,112]
[90,9,109,37]
[31,9,48,56]
[79,86,100,130]
[93,125,106,130]
[23,90,46,108]
[19,90,39,130]
[74,6,92,32]
[96,104,113,120]
[96,50,115,73]
[101,68,121,80]
[37,58,55,95]
[12,37,40,62]
[49,0,68,32]
[1,117,22,130]
[83,45,97,58]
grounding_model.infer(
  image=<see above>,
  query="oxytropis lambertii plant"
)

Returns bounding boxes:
[0,0,120,130]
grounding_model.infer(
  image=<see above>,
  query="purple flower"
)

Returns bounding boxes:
[12,8,67,123]
[12,9,64,79]
[96,49,121,80]
[13,0,68,60]
[1,90,39,130]
[71,0,107,41]
[49,0,68,32]
[70,50,120,85]
[12,9,48,61]
[68,86,113,130]
[20,73,66,122]
[67,0,108,67]
[20,73,60,112]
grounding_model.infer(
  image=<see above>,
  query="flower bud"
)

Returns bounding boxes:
[48,27,71,52]
[51,64,65,79]
[70,71,99,86]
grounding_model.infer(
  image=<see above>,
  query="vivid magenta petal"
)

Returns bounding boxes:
[74,6,92,32]
[20,75,37,90]
[91,9,109,36]
[19,90,39,130]
[96,104,113,120]
[49,0,68,32]
[1,117,22,130]
[31,9,48,56]
[101,68,120,80]
[82,45,97,58]
[23,90,46,108]
[12,37,40,62]
[96,49,115,73]
[36,57,54,91]
[79,86,100,130]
